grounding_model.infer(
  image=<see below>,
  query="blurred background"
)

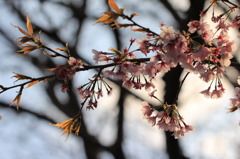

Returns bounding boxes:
[0,0,240,159]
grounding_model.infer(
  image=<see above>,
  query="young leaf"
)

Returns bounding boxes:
[26,16,34,35]
[27,80,39,88]
[108,0,121,13]
[10,93,22,110]
[109,48,122,56]
[17,45,38,55]
[43,51,57,57]
[95,12,118,24]
[52,119,74,140]
[131,28,148,33]
[113,23,133,28]
[12,24,31,37]
[12,72,32,81]
[56,48,65,51]
[51,116,81,141]
[47,68,57,71]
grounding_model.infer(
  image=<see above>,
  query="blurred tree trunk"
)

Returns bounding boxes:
[161,0,206,158]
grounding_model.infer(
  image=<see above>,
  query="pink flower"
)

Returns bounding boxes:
[122,79,133,89]
[121,62,131,73]
[211,88,223,99]
[55,65,76,82]
[157,120,169,130]
[217,31,229,46]
[121,62,142,77]
[155,61,171,73]
[193,46,211,62]
[229,87,240,112]
[200,70,215,82]
[103,70,116,78]
[68,57,77,66]
[137,40,150,55]
[201,83,225,99]
[230,97,240,107]
[172,129,185,139]
[235,87,240,98]
[141,101,154,119]
[232,16,240,29]
[211,15,221,23]
[133,81,144,89]
[61,84,69,92]
[216,18,230,31]
[86,100,98,110]
[156,111,165,118]
[199,22,214,44]
[92,49,109,63]
[218,84,225,93]
[200,87,211,98]
[147,116,157,126]
[129,38,136,43]
[115,70,127,80]
[188,20,200,33]
[144,81,155,91]
[141,103,193,138]
[167,119,178,131]
[175,34,188,53]
[184,125,194,132]
[130,64,142,77]
[229,99,239,112]
[149,90,157,98]
[78,87,92,99]
[160,24,176,43]
[96,90,103,99]
[144,62,157,78]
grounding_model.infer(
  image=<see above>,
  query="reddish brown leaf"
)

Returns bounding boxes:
[27,80,39,88]
[47,68,57,71]
[26,16,34,35]
[108,0,121,13]
[131,27,148,33]
[56,48,65,51]
[12,72,32,80]
[12,24,30,37]
[17,44,38,55]
[10,93,22,110]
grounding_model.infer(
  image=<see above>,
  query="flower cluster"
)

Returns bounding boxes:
[94,19,236,99]
[141,101,193,139]
[200,78,225,99]
[94,1,238,101]
[92,0,240,138]
[55,57,82,92]
[78,74,112,110]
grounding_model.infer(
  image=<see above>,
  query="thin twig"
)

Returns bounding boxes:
[0,74,55,94]
[42,45,69,59]
[173,72,190,104]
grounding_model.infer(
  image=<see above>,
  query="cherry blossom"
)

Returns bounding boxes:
[141,102,194,138]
